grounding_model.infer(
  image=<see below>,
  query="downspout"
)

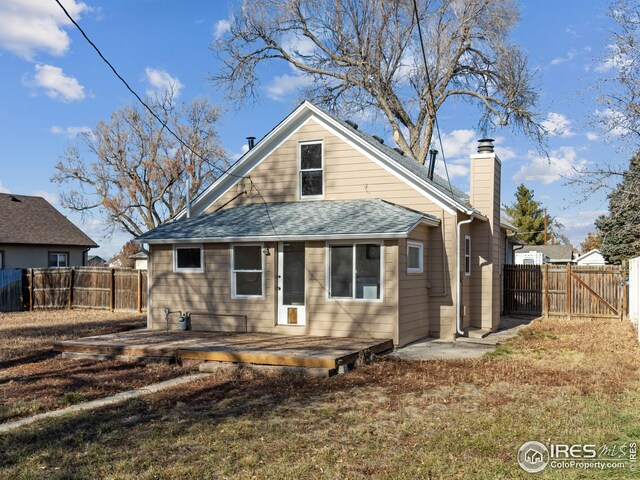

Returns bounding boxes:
[456,215,475,336]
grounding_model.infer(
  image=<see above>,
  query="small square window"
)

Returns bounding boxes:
[174,246,203,272]
[407,242,423,273]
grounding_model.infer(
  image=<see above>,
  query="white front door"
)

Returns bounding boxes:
[277,242,306,325]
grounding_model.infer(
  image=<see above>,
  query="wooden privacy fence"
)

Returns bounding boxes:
[503,264,626,319]
[25,267,147,312]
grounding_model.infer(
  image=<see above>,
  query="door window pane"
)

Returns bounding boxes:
[283,243,305,305]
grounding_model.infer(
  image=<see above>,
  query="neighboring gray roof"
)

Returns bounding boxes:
[137,199,438,243]
[520,245,575,261]
[129,251,148,259]
[0,193,98,248]
[318,106,474,209]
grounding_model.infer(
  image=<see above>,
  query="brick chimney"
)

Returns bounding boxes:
[469,139,501,332]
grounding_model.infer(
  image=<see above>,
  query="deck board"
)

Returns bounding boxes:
[53,330,393,369]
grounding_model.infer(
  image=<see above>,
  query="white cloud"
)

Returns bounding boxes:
[595,108,629,137]
[213,19,230,40]
[27,64,86,101]
[265,73,313,101]
[440,129,477,159]
[230,143,250,161]
[0,0,89,60]
[50,125,92,137]
[281,33,316,58]
[550,49,577,65]
[586,132,599,141]
[512,147,588,184]
[33,190,60,205]
[494,136,517,161]
[541,112,575,137]
[435,162,469,179]
[595,44,632,72]
[144,67,184,97]
[0,180,9,193]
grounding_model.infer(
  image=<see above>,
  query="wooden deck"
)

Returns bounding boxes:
[53,330,393,369]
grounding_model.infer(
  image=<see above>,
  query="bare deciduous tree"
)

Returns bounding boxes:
[212,0,542,163]
[53,92,226,236]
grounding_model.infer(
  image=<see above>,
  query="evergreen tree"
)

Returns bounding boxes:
[504,184,551,245]
[596,151,640,264]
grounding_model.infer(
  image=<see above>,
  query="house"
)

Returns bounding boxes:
[87,255,107,267]
[0,193,98,269]
[136,101,515,347]
[129,251,148,270]
[575,248,607,265]
[516,245,575,265]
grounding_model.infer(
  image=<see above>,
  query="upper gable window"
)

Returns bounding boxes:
[299,141,323,198]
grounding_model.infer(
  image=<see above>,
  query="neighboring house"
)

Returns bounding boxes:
[107,257,124,268]
[87,255,107,267]
[575,248,607,265]
[129,251,148,270]
[0,193,98,269]
[137,101,515,346]
[516,245,575,265]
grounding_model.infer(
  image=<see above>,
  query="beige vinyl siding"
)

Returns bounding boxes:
[149,240,398,342]
[205,119,446,218]
[149,243,275,331]
[398,224,430,346]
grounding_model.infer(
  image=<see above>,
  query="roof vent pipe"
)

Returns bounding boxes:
[246,136,256,150]
[372,135,384,144]
[427,149,438,180]
[393,147,405,156]
[477,138,495,153]
[345,120,359,130]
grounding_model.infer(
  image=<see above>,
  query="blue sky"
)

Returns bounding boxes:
[0,0,627,258]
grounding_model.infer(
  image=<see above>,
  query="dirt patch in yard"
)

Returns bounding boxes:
[0,310,193,423]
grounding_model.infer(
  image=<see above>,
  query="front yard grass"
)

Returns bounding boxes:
[0,310,192,423]
[1,316,639,479]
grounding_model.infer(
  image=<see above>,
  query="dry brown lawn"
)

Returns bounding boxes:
[0,310,192,422]
[1,316,639,479]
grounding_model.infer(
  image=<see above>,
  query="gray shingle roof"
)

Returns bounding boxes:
[519,245,575,262]
[137,199,437,243]
[0,193,98,247]
[316,106,474,209]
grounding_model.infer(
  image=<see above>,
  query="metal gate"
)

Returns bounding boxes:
[0,269,23,312]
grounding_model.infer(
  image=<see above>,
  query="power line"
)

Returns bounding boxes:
[53,0,284,235]
[411,0,454,197]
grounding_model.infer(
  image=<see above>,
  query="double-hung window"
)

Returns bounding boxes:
[464,236,471,276]
[299,141,323,198]
[329,243,382,300]
[49,252,68,268]
[407,241,424,273]
[174,246,203,273]
[232,245,263,298]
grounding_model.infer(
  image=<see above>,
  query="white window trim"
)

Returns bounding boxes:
[298,140,324,199]
[173,244,204,273]
[231,243,265,299]
[464,235,471,276]
[407,241,424,274]
[325,242,384,302]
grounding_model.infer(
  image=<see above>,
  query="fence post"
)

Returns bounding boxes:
[544,264,549,319]
[137,269,142,313]
[29,269,34,311]
[110,268,115,312]
[68,268,74,310]
[622,260,627,321]
[566,263,572,320]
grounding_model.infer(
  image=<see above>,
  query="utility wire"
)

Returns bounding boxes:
[53,0,283,235]
[412,0,454,197]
